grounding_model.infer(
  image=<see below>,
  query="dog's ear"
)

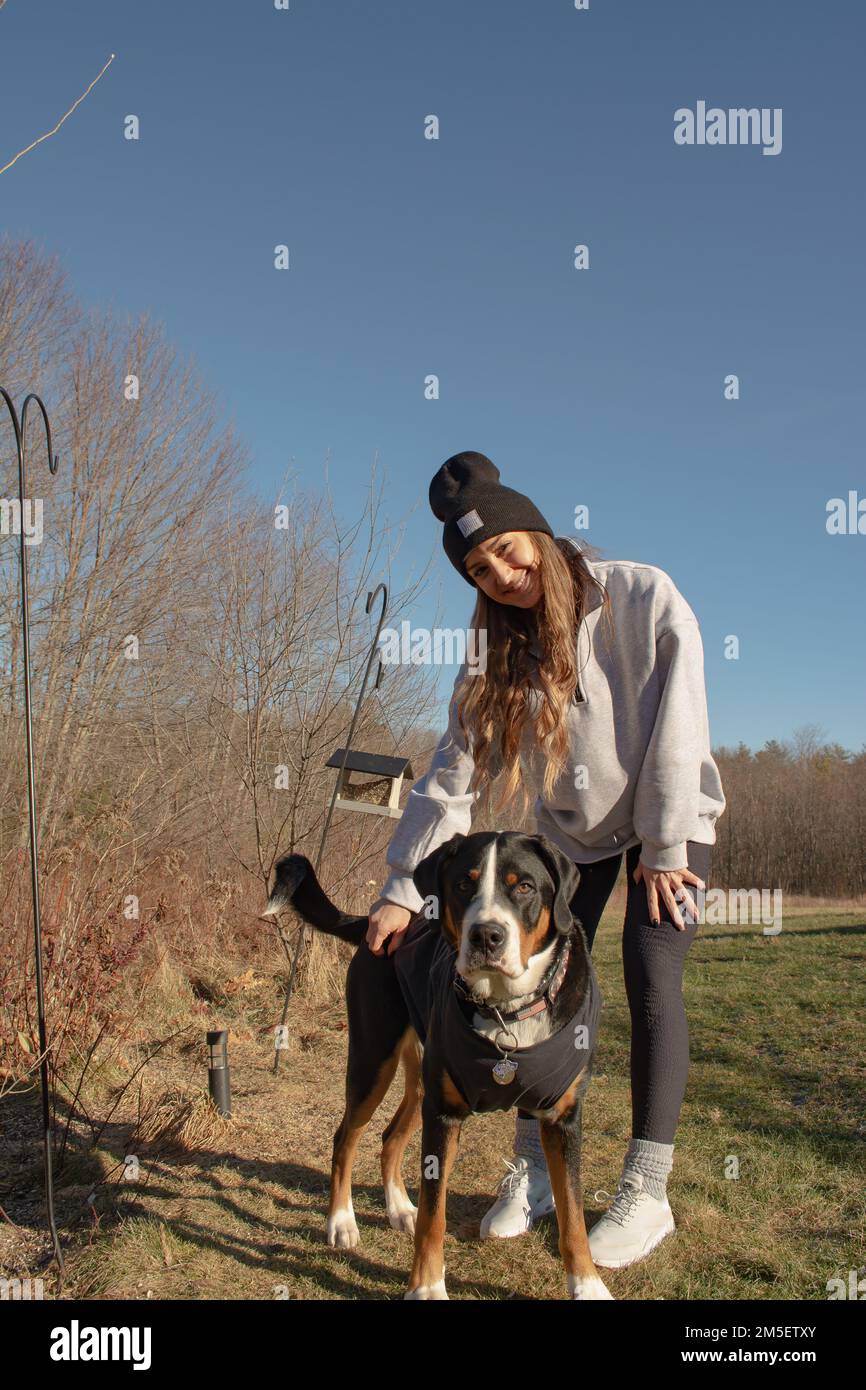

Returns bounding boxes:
[411,834,466,924]
[531,834,581,935]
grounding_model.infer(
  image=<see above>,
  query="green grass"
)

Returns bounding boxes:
[14,903,866,1302]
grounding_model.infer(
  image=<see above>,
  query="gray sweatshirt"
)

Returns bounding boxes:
[380,545,726,915]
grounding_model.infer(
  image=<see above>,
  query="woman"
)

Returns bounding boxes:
[366,451,725,1269]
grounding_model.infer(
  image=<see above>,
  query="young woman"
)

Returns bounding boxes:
[366,451,725,1268]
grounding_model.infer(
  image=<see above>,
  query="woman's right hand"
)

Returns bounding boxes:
[366,899,413,956]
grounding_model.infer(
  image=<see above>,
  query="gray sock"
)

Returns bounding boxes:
[514,1114,546,1163]
[623,1137,673,1200]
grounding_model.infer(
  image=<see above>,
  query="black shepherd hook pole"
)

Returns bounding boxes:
[272,582,388,1073]
[2,387,64,1274]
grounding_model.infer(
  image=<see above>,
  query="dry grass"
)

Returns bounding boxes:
[2,895,864,1302]
[134,1087,234,1156]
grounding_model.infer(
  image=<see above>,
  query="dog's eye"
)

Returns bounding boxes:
[514,881,535,895]
[457,877,474,893]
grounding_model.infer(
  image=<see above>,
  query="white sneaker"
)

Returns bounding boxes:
[480,1155,555,1239]
[588,1171,675,1268]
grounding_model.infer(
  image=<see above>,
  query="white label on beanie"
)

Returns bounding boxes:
[456,509,483,537]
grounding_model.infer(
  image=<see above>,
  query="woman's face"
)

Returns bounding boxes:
[464,531,543,608]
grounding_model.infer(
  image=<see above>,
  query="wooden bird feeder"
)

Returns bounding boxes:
[326,748,414,819]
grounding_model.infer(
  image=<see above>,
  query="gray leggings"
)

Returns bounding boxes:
[519,839,712,1144]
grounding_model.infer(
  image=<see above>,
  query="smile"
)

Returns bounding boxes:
[503,572,531,596]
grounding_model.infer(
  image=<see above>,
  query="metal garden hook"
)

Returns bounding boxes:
[1,387,64,1274]
[272,583,389,1072]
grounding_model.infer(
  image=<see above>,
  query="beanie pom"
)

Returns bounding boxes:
[429,451,501,521]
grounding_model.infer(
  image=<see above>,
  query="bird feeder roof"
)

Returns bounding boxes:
[325,748,414,779]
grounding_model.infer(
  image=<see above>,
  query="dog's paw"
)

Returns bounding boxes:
[391,1208,417,1236]
[404,1280,448,1300]
[568,1274,614,1300]
[385,1184,418,1235]
[327,1207,360,1250]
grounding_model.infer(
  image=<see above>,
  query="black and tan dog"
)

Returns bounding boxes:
[263,830,612,1300]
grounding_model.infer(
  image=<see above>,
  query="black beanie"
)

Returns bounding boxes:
[429,451,554,585]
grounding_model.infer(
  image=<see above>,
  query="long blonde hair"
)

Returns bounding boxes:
[455,534,613,822]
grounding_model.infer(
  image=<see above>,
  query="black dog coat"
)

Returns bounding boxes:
[393,919,602,1114]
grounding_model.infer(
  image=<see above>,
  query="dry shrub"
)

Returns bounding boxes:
[0,848,152,1092]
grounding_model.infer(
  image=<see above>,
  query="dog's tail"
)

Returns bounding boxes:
[262,854,368,946]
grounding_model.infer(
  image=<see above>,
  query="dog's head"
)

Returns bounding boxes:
[412,831,581,1000]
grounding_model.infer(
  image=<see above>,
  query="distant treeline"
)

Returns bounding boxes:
[710,734,866,896]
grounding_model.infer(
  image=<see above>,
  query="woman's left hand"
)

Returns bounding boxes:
[632,861,705,930]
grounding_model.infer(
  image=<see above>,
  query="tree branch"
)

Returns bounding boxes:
[0,51,115,177]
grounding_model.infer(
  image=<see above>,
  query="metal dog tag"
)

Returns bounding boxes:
[492,1057,518,1085]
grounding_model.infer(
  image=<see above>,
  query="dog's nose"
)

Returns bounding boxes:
[469,921,506,953]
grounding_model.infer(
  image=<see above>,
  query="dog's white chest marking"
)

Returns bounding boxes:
[471,1008,553,1049]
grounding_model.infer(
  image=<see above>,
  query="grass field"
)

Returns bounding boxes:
[2,894,864,1301]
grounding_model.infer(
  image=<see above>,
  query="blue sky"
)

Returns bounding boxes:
[2,0,864,752]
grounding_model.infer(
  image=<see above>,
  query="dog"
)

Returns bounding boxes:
[263,829,613,1300]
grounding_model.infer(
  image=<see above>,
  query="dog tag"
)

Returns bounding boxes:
[492,1057,518,1085]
